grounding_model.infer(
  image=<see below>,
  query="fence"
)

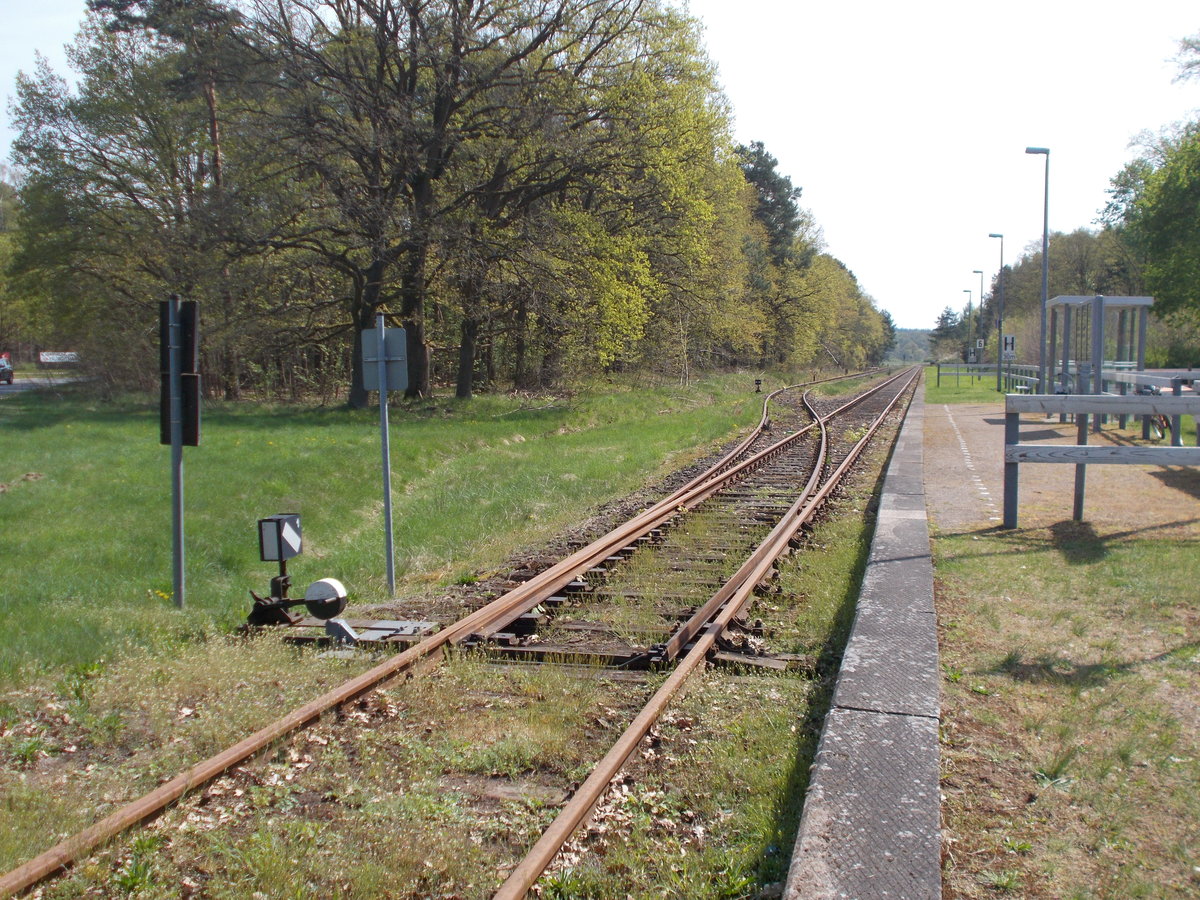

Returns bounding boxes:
[935,363,1038,391]
[1002,393,1200,528]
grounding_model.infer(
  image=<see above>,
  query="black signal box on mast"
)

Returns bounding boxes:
[160,298,201,446]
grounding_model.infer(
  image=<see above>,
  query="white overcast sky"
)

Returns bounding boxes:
[3,0,1199,328]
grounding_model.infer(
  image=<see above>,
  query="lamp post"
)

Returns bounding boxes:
[1026,147,1050,392]
[962,289,973,362]
[989,233,1005,391]
[972,269,985,344]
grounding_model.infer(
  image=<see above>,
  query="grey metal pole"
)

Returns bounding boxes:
[168,294,185,610]
[1092,296,1104,432]
[1026,147,1050,393]
[377,314,396,596]
[1072,413,1088,521]
[963,289,972,366]
[973,269,985,359]
[1002,409,1020,529]
[989,234,1005,391]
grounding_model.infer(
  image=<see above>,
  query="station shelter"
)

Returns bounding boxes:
[1048,295,1154,395]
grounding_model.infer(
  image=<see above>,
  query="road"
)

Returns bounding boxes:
[0,376,77,397]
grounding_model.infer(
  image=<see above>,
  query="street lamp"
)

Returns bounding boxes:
[1026,147,1050,392]
[973,269,985,362]
[962,289,973,361]
[989,233,1005,391]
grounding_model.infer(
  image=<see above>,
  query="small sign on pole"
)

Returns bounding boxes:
[258,514,303,561]
[360,317,407,596]
[361,326,408,392]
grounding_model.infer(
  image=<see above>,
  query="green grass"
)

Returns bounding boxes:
[0,374,774,687]
[937,525,1200,898]
[924,364,1007,404]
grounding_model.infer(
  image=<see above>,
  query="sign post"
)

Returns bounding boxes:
[159,295,200,610]
[361,316,408,596]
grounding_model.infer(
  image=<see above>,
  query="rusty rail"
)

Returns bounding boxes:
[492,367,918,899]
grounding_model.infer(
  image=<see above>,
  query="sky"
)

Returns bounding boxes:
[2,0,1199,329]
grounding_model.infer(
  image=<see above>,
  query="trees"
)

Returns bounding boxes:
[7,0,900,398]
[242,0,688,404]
[930,306,963,360]
[1122,128,1200,319]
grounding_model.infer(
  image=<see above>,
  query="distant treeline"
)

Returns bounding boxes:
[887,329,929,363]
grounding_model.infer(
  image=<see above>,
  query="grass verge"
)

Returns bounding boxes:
[0,373,770,688]
[937,523,1200,898]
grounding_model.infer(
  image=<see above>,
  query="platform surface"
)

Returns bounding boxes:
[785,387,941,900]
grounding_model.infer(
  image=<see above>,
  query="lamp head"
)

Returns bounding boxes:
[1025,146,1049,155]
[988,233,1003,239]
[973,269,983,275]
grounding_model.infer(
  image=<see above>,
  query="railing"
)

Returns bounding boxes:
[935,362,1039,391]
[1002,393,1200,528]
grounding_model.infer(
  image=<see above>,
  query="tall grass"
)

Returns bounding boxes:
[0,375,768,687]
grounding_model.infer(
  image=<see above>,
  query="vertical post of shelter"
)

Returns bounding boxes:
[377,313,396,596]
[1048,309,1058,389]
[1091,296,1104,432]
[1072,413,1089,521]
[1137,307,1148,372]
[1138,306,1151,438]
[1171,378,1184,448]
[1060,304,1072,422]
[167,295,185,610]
[1003,410,1020,529]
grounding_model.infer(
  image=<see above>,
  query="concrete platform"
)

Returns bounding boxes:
[784,387,941,900]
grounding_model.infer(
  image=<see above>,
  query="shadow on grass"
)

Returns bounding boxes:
[1049,520,1107,564]
[991,642,1200,688]
[0,385,577,436]
[933,520,1200,563]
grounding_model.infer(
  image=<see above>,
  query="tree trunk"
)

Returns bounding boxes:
[349,259,387,409]
[513,295,531,389]
[400,242,431,398]
[456,315,479,399]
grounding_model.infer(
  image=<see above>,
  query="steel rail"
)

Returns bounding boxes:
[0,371,893,898]
[655,371,882,507]
[657,368,918,663]
[472,370,915,643]
[492,368,919,899]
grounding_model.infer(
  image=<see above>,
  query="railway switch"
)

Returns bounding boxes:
[247,515,350,625]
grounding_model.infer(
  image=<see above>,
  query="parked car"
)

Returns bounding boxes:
[0,357,12,385]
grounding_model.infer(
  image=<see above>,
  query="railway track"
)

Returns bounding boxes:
[0,367,918,898]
